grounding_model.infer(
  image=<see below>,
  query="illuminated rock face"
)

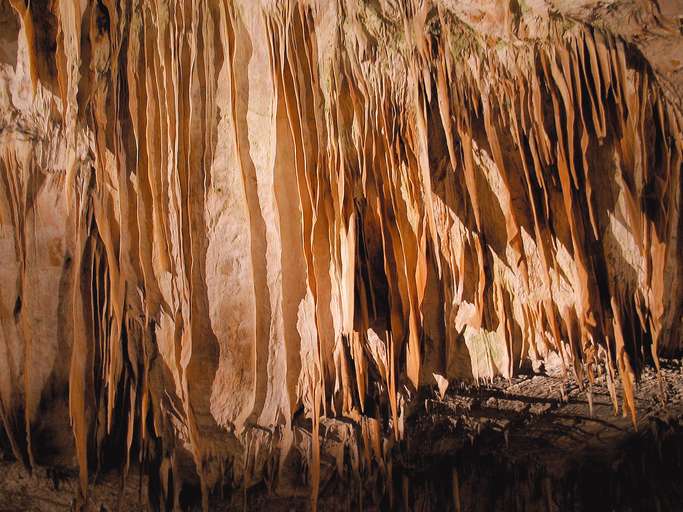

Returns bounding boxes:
[0,0,681,509]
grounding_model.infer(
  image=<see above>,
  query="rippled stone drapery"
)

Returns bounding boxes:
[0,0,681,509]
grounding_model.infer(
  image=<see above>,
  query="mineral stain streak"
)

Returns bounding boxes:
[0,0,681,510]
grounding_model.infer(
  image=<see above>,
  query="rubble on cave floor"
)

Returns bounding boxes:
[2,360,682,511]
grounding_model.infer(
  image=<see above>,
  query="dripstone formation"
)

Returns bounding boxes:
[1,1,682,510]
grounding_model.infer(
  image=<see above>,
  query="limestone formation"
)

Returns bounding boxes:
[0,0,682,510]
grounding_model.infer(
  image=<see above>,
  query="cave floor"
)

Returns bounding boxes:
[1,360,682,511]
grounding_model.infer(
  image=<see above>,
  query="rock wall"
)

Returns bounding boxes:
[0,0,681,509]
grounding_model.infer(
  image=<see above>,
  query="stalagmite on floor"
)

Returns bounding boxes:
[0,0,682,510]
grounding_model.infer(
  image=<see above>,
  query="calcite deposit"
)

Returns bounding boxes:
[0,0,682,510]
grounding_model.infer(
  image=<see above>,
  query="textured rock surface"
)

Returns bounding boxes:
[0,0,682,510]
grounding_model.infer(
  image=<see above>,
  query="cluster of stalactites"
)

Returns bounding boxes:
[0,1,681,511]
[262,2,682,507]
[266,0,682,419]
